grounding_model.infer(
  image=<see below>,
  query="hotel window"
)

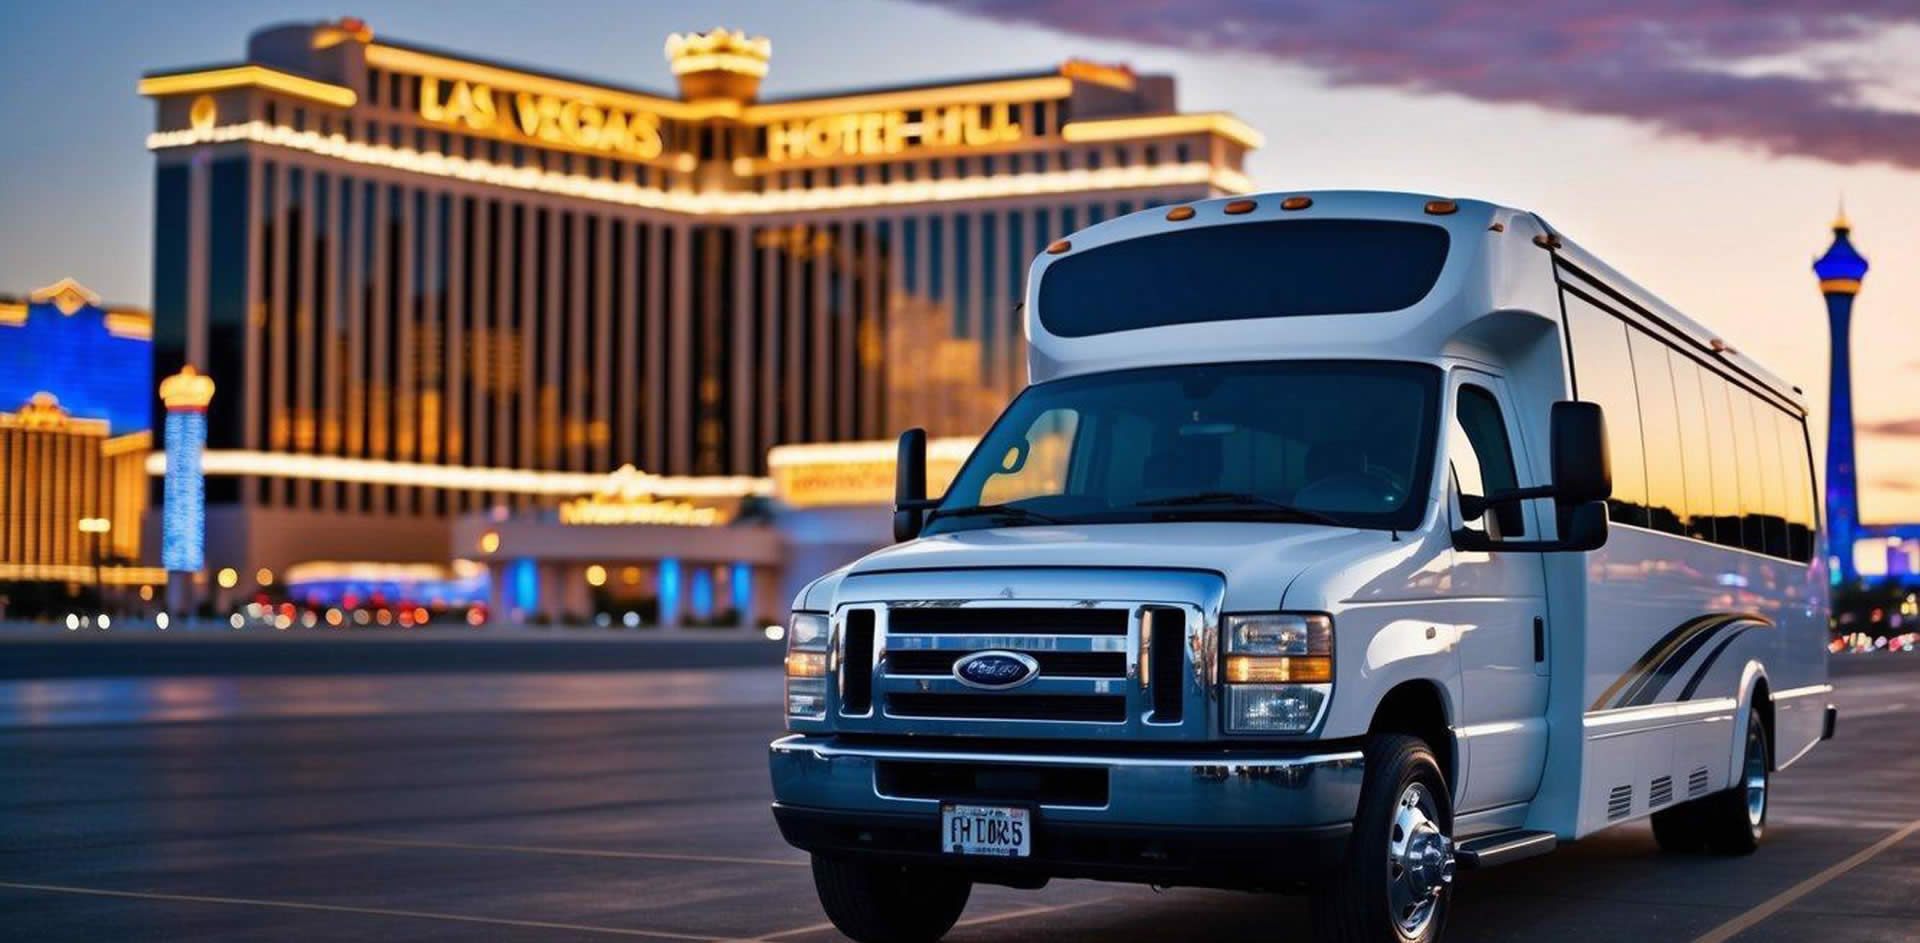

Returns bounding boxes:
[1145,145,1160,166]
[368,68,383,105]
[1176,142,1192,163]
[388,72,403,109]
[1034,101,1049,136]
[1113,147,1129,168]
[1087,150,1103,170]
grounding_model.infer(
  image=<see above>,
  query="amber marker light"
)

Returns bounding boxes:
[1165,205,1196,221]
[1424,199,1458,215]
[1280,196,1313,211]
[786,650,828,678]
[1225,655,1333,684]
[1223,199,1257,215]
[1047,239,1072,254]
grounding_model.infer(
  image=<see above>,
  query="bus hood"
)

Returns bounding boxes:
[815,522,1398,612]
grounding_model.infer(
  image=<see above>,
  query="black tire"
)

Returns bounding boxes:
[811,854,972,943]
[1646,706,1768,856]
[1649,802,1706,853]
[1314,734,1454,943]
[1702,707,1769,855]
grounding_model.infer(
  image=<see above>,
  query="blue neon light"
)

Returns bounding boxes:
[161,410,206,571]
[731,562,752,618]
[659,558,681,623]
[0,296,152,435]
[512,558,538,612]
[691,566,713,620]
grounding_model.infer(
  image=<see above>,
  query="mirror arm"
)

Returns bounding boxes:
[897,498,941,512]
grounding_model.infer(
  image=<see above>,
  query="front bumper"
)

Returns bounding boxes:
[768,734,1364,888]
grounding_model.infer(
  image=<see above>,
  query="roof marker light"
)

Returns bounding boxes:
[1223,199,1256,215]
[1532,233,1562,250]
[1280,196,1313,211]
[1424,199,1458,215]
[1047,239,1072,254]
[1165,205,1195,221]
[1487,222,1505,232]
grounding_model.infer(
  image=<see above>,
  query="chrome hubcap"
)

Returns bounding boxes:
[1387,782,1453,937]
[1744,727,1768,830]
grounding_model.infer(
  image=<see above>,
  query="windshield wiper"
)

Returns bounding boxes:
[926,503,1067,526]
[1133,492,1344,526]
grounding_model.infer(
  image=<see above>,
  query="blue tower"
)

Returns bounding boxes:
[1814,209,1869,586]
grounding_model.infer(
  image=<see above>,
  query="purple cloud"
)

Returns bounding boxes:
[910,1,1920,168]
[1861,418,1920,438]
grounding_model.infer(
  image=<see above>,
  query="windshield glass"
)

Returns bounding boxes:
[926,360,1441,534]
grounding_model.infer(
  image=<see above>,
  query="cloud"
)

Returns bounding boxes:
[1860,418,1920,438]
[1873,478,1920,493]
[909,1,1920,168]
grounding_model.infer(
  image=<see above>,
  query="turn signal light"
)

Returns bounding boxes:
[1225,655,1332,684]
[1165,205,1196,221]
[1223,199,1257,215]
[1280,196,1313,211]
[786,651,827,678]
[1424,199,1458,215]
[1046,239,1072,254]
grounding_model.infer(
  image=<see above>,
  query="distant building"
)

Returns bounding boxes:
[1813,214,1919,586]
[0,280,161,608]
[136,18,1262,608]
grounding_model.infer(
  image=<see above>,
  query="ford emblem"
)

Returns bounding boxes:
[953,651,1039,690]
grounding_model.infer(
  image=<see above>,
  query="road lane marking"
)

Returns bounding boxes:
[747,895,1114,941]
[1689,816,1920,943]
[0,880,725,940]
[312,834,808,867]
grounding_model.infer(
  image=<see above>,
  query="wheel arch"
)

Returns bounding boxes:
[1733,660,1775,777]
[1367,679,1457,796]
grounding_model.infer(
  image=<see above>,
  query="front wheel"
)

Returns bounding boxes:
[1314,734,1455,943]
[811,854,972,943]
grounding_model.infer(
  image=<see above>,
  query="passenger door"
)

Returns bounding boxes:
[1445,371,1552,812]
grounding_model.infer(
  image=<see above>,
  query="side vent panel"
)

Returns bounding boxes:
[1649,775,1673,808]
[1606,784,1633,821]
[841,609,875,715]
[1143,606,1185,723]
[1689,767,1711,798]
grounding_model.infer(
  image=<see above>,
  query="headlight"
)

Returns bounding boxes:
[786,612,830,719]
[1223,613,1332,734]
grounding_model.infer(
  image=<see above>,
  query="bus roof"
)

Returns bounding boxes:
[1025,189,1805,413]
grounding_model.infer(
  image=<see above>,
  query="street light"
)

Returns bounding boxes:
[77,517,111,613]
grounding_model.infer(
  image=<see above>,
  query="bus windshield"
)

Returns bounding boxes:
[926,360,1441,534]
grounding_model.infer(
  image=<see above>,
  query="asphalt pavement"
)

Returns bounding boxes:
[0,644,1914,943]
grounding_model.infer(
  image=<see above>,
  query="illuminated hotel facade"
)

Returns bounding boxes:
[138,19,1260,616]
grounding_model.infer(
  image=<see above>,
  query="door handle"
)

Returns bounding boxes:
[1533,616,1545,663]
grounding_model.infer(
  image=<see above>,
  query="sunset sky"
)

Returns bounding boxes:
[3,0,1916,520]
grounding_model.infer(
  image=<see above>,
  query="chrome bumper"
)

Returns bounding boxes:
[768,734,1365,828]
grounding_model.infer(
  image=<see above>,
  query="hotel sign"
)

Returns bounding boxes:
[763,103,1021,163]
[419,76,665,160]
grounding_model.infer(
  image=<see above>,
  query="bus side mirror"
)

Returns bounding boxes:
[1558,501,1609,552]
[894,428,932,543]
[1550,401,1611,506]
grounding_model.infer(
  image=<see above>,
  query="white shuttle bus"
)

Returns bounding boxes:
[769,190,1835,943]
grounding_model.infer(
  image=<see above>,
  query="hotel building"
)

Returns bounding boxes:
[0,280,159,609]
[138,19,1260,618]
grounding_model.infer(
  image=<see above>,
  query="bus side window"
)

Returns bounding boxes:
[1562,293,1649,528]
[1728,389,1768,554]
[1670,352,1717,544]
[1703,373,1746,549]
[1453,384,1524,538]
[1777,410,1816,562]
[1629,329,1687,536]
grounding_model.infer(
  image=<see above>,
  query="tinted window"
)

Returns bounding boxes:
[1777,411,1816,562]
[1629,329,1687,536]
[1454,385,1524,537]
[1729,390,1768,553]
[1669,353,1717,543]
[1752,399,1790,557]
[1703,374,1746,549]
[1037,220,1450,337]
[929,360,1442,533]
[1564,294,1648,527]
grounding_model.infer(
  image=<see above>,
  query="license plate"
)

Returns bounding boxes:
[940,804,1031,857]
